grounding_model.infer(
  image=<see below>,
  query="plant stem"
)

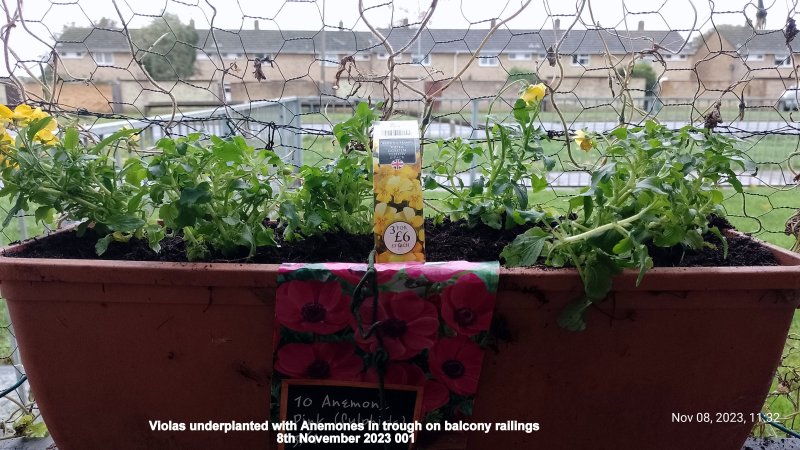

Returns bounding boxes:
[562,206,651,244]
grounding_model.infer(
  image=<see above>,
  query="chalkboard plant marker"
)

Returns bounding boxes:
[278,379,422,450]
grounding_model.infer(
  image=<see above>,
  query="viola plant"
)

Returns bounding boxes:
[426,82,553,229]
[280,102,378,238]
[0,105,150,254]
[0,103,285,261]
[502,121,752,330]
[146,133,284,260]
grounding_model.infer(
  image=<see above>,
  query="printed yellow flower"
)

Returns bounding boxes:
[520,83,547,105]
[397,206,424,229]
[573,129,594,152]
[373,202,398,236]
[377,175,413,204]
[404,179,423,210]
[0,105,12,123]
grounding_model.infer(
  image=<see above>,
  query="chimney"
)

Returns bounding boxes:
[554,19,560,30]
[490,18,497,28]
[254,20,259,30]
[339,20,344,29]
[638,20,644,31]
[402,18,409,26]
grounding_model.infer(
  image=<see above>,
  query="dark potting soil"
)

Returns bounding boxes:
[5,216,778,267]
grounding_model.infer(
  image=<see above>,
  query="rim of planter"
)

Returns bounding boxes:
[0,230,799,293]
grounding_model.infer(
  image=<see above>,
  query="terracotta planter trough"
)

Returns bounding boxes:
[0,232,798,449]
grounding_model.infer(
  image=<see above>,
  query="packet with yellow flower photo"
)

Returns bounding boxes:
[372,120,425,263]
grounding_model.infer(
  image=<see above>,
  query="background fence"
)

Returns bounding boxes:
[1,0,800,438]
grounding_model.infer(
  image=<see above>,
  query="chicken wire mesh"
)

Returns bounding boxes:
[1,0,800,437]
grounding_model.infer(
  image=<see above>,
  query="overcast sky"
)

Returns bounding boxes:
[1,0,799,76]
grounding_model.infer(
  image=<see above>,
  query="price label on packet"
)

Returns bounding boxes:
[372,121,425,263]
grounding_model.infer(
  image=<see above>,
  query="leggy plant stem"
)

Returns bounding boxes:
[561,206,651,244]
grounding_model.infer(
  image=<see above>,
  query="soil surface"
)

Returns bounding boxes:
[5,217,778,267]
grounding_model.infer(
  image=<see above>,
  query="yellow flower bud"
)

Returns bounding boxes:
[520,83,547,105]
[573,129,594,152]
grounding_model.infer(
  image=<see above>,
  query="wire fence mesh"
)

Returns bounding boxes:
[1,0,800,438]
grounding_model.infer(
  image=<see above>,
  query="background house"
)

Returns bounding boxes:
[41,20,794,114]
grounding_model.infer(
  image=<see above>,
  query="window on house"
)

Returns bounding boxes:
[91,52,114,66]
[478,54,498,67]
[320,54,340,67]
[571,54,589,66]
[59,51,84,59]
[355,53,370,61]
[508,52,532,61]
[679,54,688,60]
[223,84,232,102]
[775,55,792,67]
[411,54,431,66]
[746,53,764,61]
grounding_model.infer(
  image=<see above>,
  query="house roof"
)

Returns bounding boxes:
[56,26,686,57]
[378,27,686,56]
[706,25,793,56]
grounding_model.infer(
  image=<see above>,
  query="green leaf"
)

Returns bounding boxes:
[612,237,633,255]
[34,206,53,224]
[709,226,728,259]
[634,177,666,195]
[64,127,79,150]
[557,297,592,332]
[583,253,619,301]
[500,228,549,267]
[92,128,138,153]
[512,98,528,123]
[106,214,145,232]
[179,183,212,206]
[25,117,54,142]
[95,234,114,255]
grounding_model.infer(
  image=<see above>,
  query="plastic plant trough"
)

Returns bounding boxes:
[0,231,798,449]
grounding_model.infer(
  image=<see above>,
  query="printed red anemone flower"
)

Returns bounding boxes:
[275,342,362,381]
[353,291,438,360]
[363,361,425,386]
[362,363,450,413]
[423,380,450,412]
[276,280,350,334]
[440,273,495,336]
[429,336,484,396]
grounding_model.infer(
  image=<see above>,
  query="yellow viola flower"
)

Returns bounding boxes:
[520,83,547,105]
[12,104,36,123]
[377,175,413,204]
[373,202,398,236]
[12,104,53,128]
[0,105,12,123]
[573,129,594,152]
[34,129,58,145]
[0,130,16,168]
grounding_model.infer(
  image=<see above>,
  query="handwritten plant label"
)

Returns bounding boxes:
[272,260,499,445]
[372,121,424,263]
[278,379,422,449]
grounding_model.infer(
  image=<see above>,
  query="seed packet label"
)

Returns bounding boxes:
[372,121,424,263]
